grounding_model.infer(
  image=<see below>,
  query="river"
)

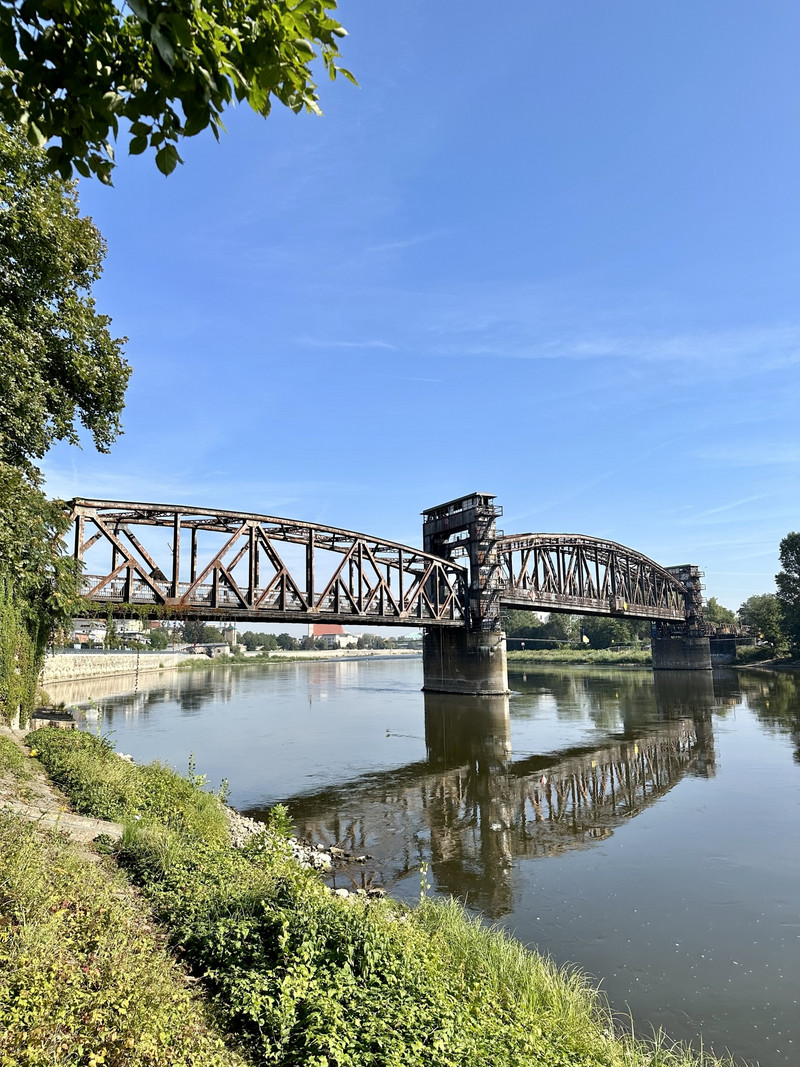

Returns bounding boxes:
[46,657,799,1067]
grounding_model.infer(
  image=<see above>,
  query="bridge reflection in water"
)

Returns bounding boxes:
[259,672,717,917]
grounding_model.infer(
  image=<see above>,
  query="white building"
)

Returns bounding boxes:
[307,623,358,649]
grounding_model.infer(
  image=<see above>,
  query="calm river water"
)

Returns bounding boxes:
[48,657,799,1067]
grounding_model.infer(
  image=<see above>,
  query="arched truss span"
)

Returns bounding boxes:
[495,533,688,621]
[67,500,467,627]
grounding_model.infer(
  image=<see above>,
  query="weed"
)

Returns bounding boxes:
[0,809,246,1065]
[266,801,294,840]
[508,648,653,666]
[0,735,32,780]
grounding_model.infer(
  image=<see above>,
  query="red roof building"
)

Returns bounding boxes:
[307,623,358,648]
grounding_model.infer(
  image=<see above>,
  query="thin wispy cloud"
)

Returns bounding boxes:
[41,462,366,515]
[697,444,800,468]
[679,494,772,523]
[367,230,448,254]
[427,321,800,371]
[295,335,397,350]
[386,375,443,383]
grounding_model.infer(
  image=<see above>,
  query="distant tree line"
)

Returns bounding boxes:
[735,534,800,657]
[182,627,420,652]
[502,609,652,649]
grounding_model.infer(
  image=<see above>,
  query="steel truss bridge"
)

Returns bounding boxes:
[496,534,698,623]
[66,497,699,628]
[68,500,467,626]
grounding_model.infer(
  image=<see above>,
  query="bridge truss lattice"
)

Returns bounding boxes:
[495,533,693,624]
[67,500,467,627]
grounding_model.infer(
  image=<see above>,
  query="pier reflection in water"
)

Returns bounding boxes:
[256,674,717,918]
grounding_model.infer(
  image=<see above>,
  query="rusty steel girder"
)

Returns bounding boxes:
[495,533,689,622]
[67,499,468,626]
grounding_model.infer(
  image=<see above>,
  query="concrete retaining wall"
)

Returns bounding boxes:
[41,648,421,683]
[40,652,195,684]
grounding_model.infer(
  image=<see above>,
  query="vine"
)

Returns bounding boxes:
[0,569,42,727]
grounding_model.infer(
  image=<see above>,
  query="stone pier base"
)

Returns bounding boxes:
[423,628,509,695]
[651,635,712,671]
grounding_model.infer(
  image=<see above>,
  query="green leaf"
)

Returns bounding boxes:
[127,0,149,24]
[128,136,148,155]
[155,143,181,175]
[0,0,354,181]
[25,122,46,149]
[151,25,175,69]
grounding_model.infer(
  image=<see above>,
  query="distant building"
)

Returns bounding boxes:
[69,617,147,647]
[307,623,358,649]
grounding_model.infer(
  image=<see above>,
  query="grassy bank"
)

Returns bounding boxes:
[0,736,246,1067]
[6,729,736,1067]
[508,647,653,666]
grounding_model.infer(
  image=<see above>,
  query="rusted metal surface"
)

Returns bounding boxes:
[67,499,467,627]
[423,493,505,630]
[495,533,690,622]
[66,496,703,631]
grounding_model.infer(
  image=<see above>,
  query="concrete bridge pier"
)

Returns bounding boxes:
[423,628,510,696]
[651,565,712,671]
[651,634,712,671]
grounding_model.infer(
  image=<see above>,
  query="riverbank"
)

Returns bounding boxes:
[40,647,420,684]
[507,647,800,670]
[0,724,736,1067]
[508,647,653,666]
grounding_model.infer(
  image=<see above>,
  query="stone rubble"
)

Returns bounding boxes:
[223,806,383,897]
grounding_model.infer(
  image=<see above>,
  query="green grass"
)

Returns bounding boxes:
[24,729,738,1067]
[0,734,33,780]
[0,810,247,1066]
[27,730,230,843]
[508,647,653,666]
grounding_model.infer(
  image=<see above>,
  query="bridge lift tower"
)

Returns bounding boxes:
[422,493,509,695]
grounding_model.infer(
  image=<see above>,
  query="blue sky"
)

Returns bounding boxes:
[43,0,799,611]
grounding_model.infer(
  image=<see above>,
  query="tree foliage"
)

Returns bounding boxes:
[240,630,277,651]
[0,123,129,471]
[578,616,650,649]
[776,532,800,656]
[0,124,127,721]
[181,620,223,645]
[738,593,785,655]
[704,596,737,631]
[149,627,170,650]
[0,0,354,183]
[0,465,82,722]
[502,610,546,640]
